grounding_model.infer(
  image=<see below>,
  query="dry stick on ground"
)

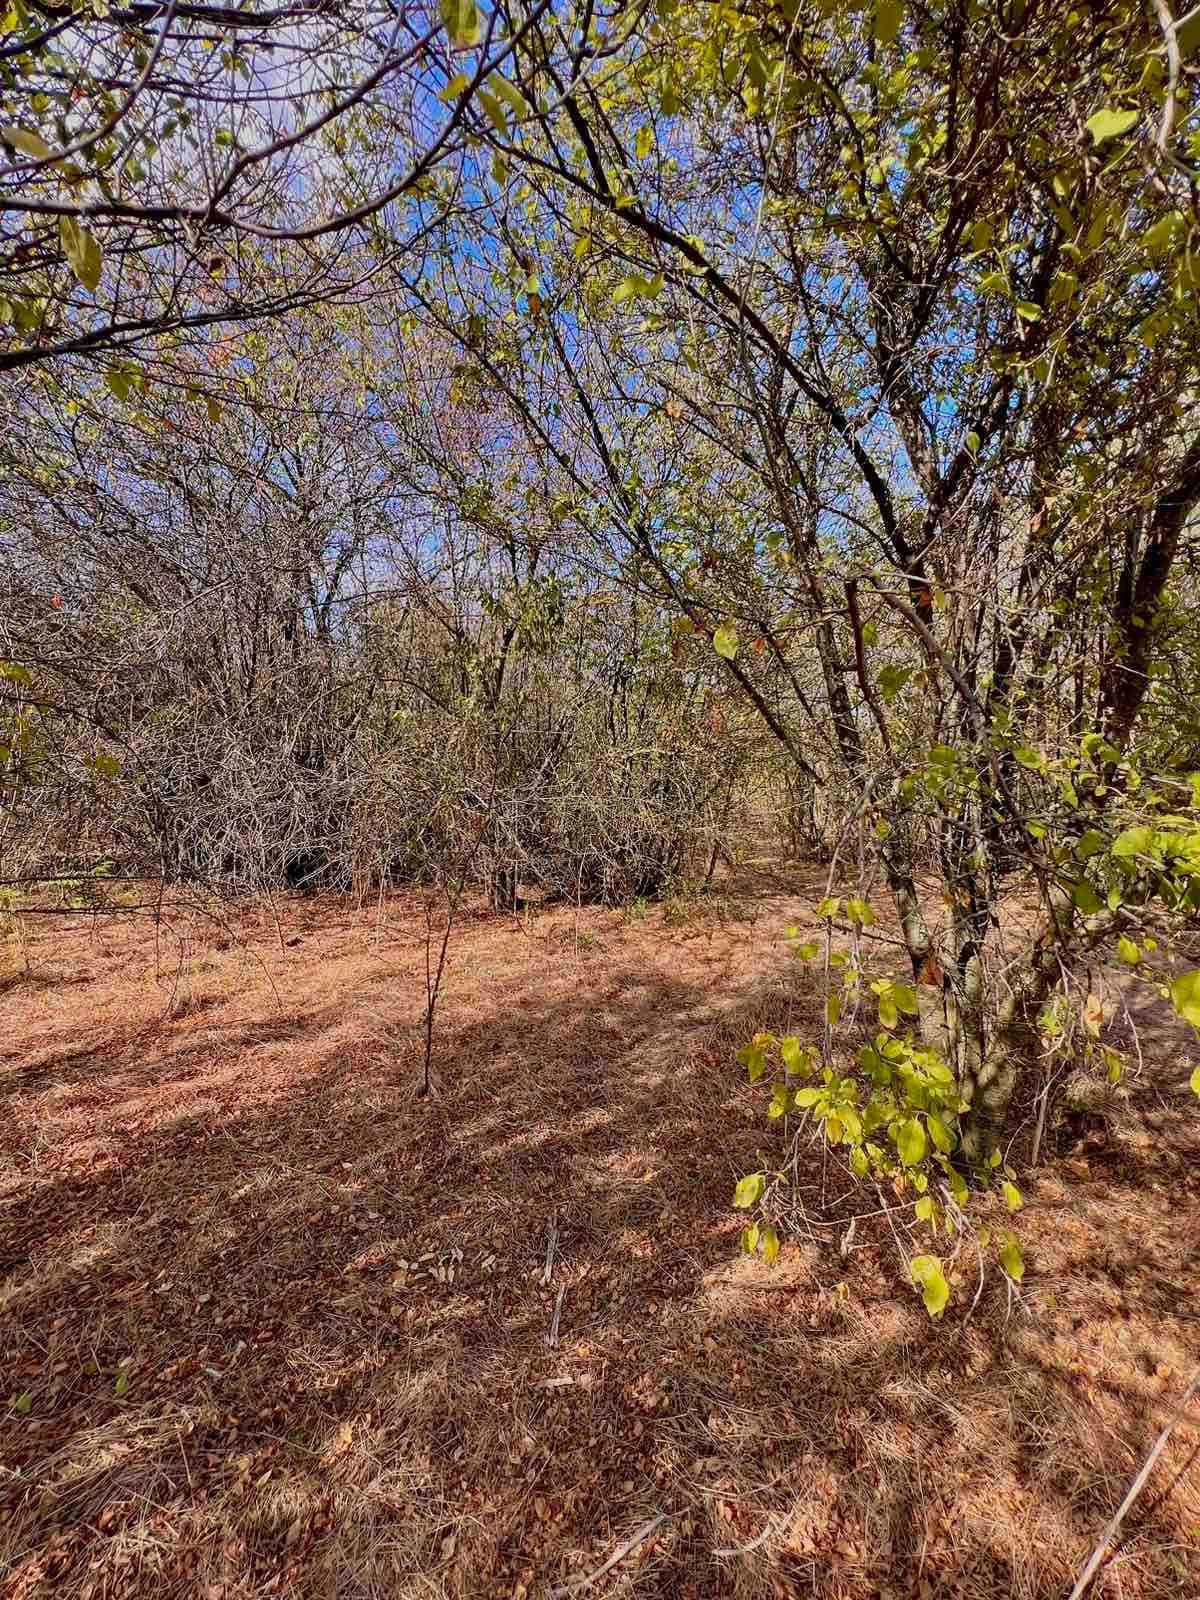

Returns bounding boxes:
[1067,1365,1200,1600]
[549,1512,670,1598]
[546,1284,565,1347]
[420,774,501,1097]
[542,1211,559,1286]
[714,1510,784,1559]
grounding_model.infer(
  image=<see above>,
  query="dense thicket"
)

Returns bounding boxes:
[0,320,756,908]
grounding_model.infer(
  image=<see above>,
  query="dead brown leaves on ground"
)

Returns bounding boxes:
[1,872,1198,1600]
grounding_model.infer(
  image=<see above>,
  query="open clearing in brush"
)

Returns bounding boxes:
[1,862,1198,1600]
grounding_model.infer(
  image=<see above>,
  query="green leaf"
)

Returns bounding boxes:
[1049,270,1078,306]
[1015,301,1042,322]
[437,71,471,103]
[874,0,902,45]
[733,1172,765,1210]
[1170,970,1200,1028]
[1013,745,1043,770]
[893,983,919,1016]
[761,1225,780,1265]
[780,1036,811,1075]
[1144,212,1184,256]
[895,1116,926,1166]
[878,992,899,1030]
[1118,936,1141,965]
[846,897,875,927]
[713,623,738,660]
[1072,880,1103,915]
[965,431,981,455]
[635,124,654,161]
[816,897,841,920]
[877,664,911,704]
[477,88,508,136]
[792,941,820,961]
[1085,106,1138,146]
[909,1254,949,1317]
[826,993,842,1027]
[737,1041,767,1083]
[613,272,663,305]
[999,1234,1024,1282]
[13,1391,32,1415]
[491,76,529,119]
[114,1370,130,1397]
[740,1222,759,1254]
[60,216,102,292]
[1001,1180,1023,1212]
[1082,732,1121,765]
[1111,826,1153,858]
[927,1114,954,1154]
[440,0,482,49]
[1190,1064,1200,1097]
[914,1195,934,1222]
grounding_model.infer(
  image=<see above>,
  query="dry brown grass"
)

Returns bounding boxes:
[1,870,1198,1600]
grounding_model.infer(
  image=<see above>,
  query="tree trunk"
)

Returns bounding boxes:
[889,824,1033,1166]
[956,899,1067,1164]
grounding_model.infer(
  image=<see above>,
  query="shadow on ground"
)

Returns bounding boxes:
[1,885,1198,1600]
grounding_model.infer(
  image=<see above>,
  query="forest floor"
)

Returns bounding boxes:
[1,859,1199,1600]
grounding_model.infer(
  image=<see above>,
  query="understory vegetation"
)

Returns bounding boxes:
[2,0,1200,1593]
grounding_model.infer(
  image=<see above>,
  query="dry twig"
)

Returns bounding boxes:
[546,1284,565,1347]
[1068,1366,1200,1600]
[549,1512,669,1597]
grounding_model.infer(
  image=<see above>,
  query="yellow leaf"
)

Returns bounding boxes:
[713,623,738,660]
[909,1254,949,1317]
[440,0,481,49]
[1085,107,1138,146]
[437,72,471,104]
[1,125,54,161]
[999,1234,1024,1282]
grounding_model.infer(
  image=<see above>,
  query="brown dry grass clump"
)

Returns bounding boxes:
[1,867,1198,1600]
